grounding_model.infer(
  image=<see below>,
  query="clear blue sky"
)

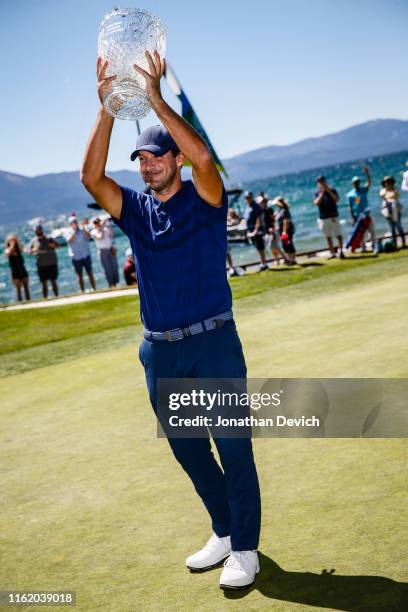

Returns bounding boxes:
[2,0,408,176]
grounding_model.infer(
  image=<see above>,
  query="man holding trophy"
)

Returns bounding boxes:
[81,10,261,590]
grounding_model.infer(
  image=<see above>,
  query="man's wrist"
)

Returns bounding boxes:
[98,103,115,124]
[149,93,167,113]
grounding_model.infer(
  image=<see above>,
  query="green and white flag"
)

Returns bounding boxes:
[164,62,229,179]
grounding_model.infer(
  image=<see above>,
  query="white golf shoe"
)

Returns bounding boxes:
[186,533,231,572]
[219,550,260,590]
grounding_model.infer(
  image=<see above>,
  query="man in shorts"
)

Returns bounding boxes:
[243,192,268,271]
[28,225,59,298]
[258,193,287,264]
[314,176,345,259]
[67,217,96,292]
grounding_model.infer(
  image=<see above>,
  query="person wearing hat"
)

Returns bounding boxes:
[257,193,288,264]
[314,176,345,259]
[67,217,96,292]
[347,166,378,253]
[90,216,119,287]
[80,52,261,590]
[28,224,60,298]
[379,176,405,248]
[243,192,268,271]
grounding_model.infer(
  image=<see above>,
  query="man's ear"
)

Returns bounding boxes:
[176,152,184,169]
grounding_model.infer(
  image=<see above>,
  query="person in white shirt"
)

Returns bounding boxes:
[401,161,408,192]
[380,176,406,248]
[67,217,96,292]
[90,217,119,287]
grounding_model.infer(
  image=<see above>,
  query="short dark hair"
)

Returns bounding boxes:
[171,149,181,157]
[316,175,326,183]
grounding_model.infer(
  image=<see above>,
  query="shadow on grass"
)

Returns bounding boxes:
[346,254,379,260]
[222,553,408,611]
[271,262,324,270]
[267,267,299,273]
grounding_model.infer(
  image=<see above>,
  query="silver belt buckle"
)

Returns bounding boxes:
[166,328,183,342]
[213,318,225,328]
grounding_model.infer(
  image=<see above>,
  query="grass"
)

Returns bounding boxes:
[0,250,407,610]
[2,249,408,378]
[0,294,139,355]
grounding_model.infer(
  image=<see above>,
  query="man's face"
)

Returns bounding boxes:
[317,180,326,190]
[245,196,253,206]
[35,227,43,236]
[353,180,360,190]
[137,150,182,193]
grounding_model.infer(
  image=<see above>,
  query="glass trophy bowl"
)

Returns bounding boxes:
[98,8,166,120]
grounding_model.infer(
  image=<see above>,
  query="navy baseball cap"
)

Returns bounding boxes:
[130,125,179,161]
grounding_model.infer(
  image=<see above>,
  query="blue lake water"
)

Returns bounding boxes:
[1,150,407,305]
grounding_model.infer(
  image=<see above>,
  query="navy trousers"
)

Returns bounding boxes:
[139,319,261,551]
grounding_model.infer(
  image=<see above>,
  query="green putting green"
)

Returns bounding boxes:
[1,254,407,610]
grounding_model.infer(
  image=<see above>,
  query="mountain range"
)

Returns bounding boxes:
[1,119,407,225]
[223,118,408,182]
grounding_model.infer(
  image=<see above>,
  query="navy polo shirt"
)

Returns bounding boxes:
[244,202,263,233]
[315,189,339,219]
[112,180,232,332]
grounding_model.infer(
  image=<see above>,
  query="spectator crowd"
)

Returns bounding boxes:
[3,166,407,303]
[4,214,137,303]
[227,166,406,274]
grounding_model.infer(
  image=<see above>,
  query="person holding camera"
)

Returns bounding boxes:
[5,234,30,302]
[28,224,59,298]
[314,176,345,259]
[90,216,119,287]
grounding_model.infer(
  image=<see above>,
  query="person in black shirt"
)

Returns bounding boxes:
[272,196,297,264]
[314,176,345,259]
[28,225,60,297]
[4,234,30,302]
[258,194,288,264]
[244,192,268,271]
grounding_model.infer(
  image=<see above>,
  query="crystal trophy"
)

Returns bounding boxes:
[98,8,166,120]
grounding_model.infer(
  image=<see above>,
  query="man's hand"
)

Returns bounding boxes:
[363,165,371,191]
[97,57,117,105]
[134,50,223,207]
[80,59,122,219]
[48,238,59,250]
[134,50,165,104]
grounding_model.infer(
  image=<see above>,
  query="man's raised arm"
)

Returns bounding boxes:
[80,58,122,218]
[363,165,371,191]
[134,51,223,207]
